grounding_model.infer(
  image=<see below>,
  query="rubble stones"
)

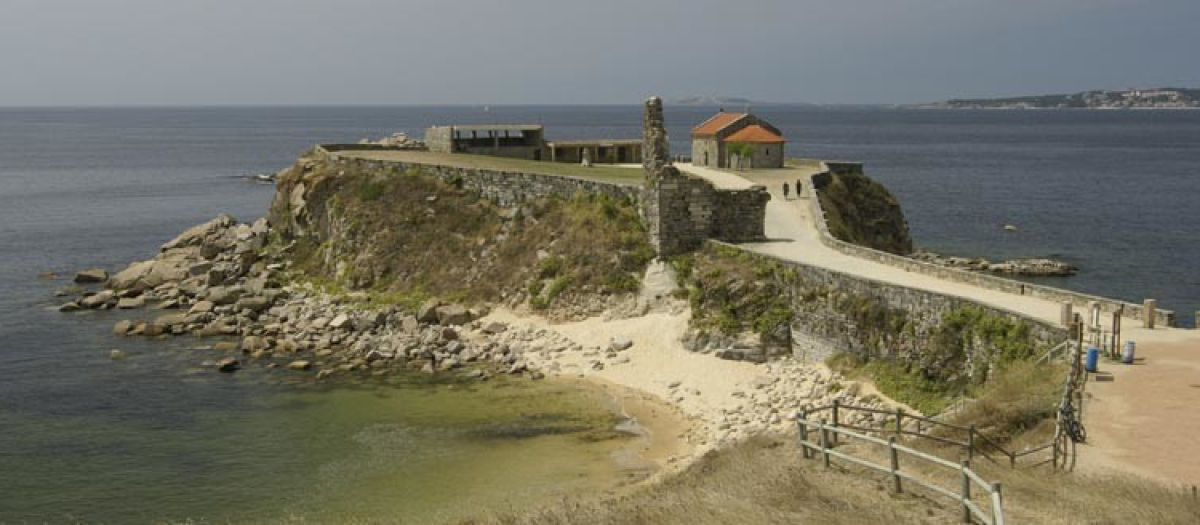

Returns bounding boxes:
[74,269,109,284]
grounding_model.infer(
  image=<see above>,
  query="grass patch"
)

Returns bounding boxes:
[829,353,960,414]
[815,170,913,255]
[334,149,644,185]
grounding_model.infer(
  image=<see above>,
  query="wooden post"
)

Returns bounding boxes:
[832,400,840,445]
[992,482,1005,525]
[798,411,809,459]
[1060,302,1073,328]
[895,408,904,438]
[889,436,902,493]
[967,425,976,461]
[819,419,830,468]
[1052,434,1060,469]
[1144,299,1157,329]
[961,460,973,523]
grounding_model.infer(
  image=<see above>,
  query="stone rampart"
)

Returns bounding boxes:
[316,146,640,208]
[807,164,1176,328]
[707,241,1069,378]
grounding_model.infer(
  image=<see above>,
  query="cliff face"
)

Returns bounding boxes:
[815,170,913,256]
[268,149,653,314]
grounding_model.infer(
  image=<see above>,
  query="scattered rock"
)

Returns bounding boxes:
[109,349,128,360]
[213,341,238,352]
[216,357,240,373]
[113,320,133,335]
[116,296,145,309]
[74,269,108,284]
[416,299,441,323]
[58,302,81,312]
[481,321,508,335]
[287,360,312,371]
[435,304,472,326]
[235,296,270,313]
[609,336,634,352]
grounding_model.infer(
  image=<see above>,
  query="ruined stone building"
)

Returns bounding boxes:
[690,111,786,169]
[425,124,546,160]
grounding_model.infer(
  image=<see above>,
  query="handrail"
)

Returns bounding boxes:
[798,418,1004,524]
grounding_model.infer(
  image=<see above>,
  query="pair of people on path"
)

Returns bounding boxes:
[782,180,803,200]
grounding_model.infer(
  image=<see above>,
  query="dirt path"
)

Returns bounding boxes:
[677,163,1200,486]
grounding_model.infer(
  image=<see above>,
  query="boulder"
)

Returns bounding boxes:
[109,260,156,290]
[435,304,472,326]
[417,299,441,324]
[241,336,268,352]
[481,322,508,335]
[189,300,216,314]
[80,291,115,309]
[109,349,128,360]
[213,341,238,352]
[74,269,108,284]
[116,296,146,309]
[441,326,459,341]
[399,315,420,333]
[609,336,634,352]
[161,214,236,252]
[235,296,270,313]
[58,302,81,312]
[329,314,352,330]
[113,320,134,335]
[154,313,188,329]
[216,357,240,373]
[206,286,244,306]
[287,360,312,371]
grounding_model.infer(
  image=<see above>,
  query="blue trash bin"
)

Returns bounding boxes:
[1085,347,1100,372]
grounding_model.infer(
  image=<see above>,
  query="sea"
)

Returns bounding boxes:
[1,106,1197,522]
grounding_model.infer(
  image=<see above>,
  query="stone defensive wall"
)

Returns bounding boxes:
[645,168,770,255]
[709,239,1070,369]
[315,145,641,208]
[807,163,1176,328]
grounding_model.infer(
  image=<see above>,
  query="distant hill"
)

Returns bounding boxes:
[917,87,1200,109]
[667,96,821,108]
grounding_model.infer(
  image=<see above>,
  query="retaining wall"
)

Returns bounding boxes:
[807,165,1176,328]
[645,167,770,255]
[707,240,1070,379]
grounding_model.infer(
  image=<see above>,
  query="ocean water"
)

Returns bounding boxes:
[1,106,1197,522]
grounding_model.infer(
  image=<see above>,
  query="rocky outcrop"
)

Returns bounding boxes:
[911,252,1077,277]
[813,169,913,256]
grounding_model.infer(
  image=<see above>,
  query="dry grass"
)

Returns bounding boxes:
[334,150,645,185]
[463,436,959,525]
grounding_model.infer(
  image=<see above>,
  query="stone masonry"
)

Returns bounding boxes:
[642,97,771,256]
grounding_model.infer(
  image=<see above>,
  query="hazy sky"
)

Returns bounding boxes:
[2,0,1197,106]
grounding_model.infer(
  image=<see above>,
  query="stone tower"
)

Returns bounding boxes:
[643,96,671,173]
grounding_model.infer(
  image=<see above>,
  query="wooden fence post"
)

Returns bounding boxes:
[967,424,976,461]
[895,408,904,438]
[993,482,1005,525]
[889,436,902,493]
[832,400,840,445]
[961,460,972,523]
[819,419,830,468]
[798,413,809,459]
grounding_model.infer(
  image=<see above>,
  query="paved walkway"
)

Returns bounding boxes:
[677,163,1200,486]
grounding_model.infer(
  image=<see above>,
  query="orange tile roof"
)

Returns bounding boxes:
[692,112,747,137]
[723,124,785,144]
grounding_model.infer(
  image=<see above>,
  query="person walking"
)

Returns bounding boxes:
[782,182,790,200]
[795,179,803,198]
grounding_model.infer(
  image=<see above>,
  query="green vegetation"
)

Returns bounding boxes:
[276,159,653,312]
[682,245,793,340]
[815,171,913,255]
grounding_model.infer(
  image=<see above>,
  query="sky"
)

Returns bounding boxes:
[1,0,1198,106]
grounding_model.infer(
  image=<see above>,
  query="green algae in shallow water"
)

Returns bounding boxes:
[0,368,641,524]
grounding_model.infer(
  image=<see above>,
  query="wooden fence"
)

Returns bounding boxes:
[797,417,1005,524]
[800,401,1057,469]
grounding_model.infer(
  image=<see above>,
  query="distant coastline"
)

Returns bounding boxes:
[913,87,1200,109]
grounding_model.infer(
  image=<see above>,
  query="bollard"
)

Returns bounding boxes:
[1060,302,1073,328]
[1144,299,1157,329]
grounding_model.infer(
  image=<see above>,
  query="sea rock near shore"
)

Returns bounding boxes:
[74,269,108,284]
[911,251,1076,277]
